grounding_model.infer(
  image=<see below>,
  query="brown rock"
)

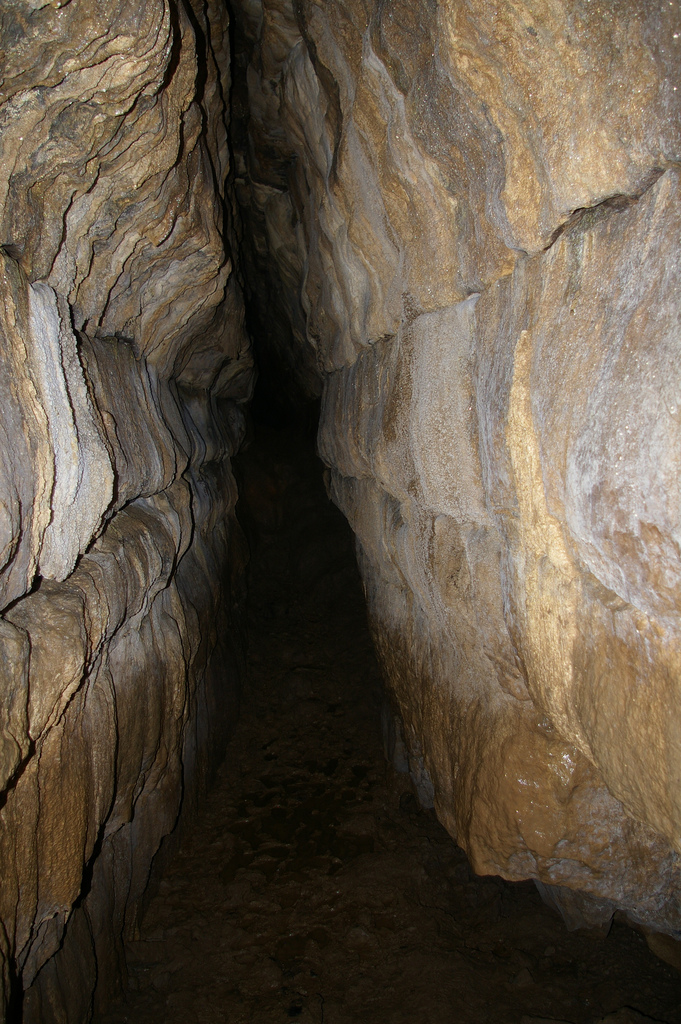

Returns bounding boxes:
[231,0,681,943]
[0,1,253,1020]
[3,0,681,1019]
[644,930,681,973]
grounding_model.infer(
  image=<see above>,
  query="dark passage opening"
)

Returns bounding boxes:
[98,365,681,1024]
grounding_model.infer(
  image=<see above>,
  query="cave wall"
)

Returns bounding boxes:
[0,1,253,1018]
[2,1,681,1018]
[233,0,681,935]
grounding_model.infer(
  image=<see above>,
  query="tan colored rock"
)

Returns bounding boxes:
[0,266,114,604]
[233,0,681,938]
[644,929,681,972]
[2,0,681,1016]
[476,169,681,852]
[235,0,679,367]
[0,619,29,792]
[0,256,56,609]
[0,0,253,1019]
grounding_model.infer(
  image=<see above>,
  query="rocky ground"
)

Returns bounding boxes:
[99,420,681,1024]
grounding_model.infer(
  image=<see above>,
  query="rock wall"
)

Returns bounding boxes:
[233,0,681,936]
[0,1,253,1019]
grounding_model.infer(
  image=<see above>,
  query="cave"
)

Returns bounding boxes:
[1,1,681,1022]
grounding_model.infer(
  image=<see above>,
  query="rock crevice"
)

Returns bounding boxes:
[2,0,681,1019]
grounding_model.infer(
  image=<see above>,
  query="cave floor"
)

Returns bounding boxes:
[100,422,681,1024]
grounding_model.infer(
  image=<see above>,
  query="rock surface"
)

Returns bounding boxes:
[232,0,681,936]
[0,1,253,1019]
[2,0,681,1019]
[98,422,681,1024]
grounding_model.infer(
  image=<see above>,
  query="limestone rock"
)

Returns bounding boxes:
[3,0,681,1017]
[232,0,681,939]
[0,0,253,1019]
[0,619,30,793]
[476,169,681,851]
[235,0,679,365]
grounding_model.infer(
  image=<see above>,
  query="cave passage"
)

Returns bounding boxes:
[5,3,681,1020]
[98,399,681,1024]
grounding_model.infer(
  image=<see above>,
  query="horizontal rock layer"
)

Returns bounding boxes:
[0,1,253,1019]
[233,0,681,935]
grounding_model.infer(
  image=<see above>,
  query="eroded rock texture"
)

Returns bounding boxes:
[233,0,681,937]
[0,1,252,1019]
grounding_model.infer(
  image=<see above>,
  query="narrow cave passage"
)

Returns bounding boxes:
[98,391,681,1024]
[5,3,681,1021]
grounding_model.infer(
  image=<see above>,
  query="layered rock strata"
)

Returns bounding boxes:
[0,1,252,1019]
[233,0,681,936]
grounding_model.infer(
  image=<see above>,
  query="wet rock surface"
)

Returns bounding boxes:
[100,424,681,1024]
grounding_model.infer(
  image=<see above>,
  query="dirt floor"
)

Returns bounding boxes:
[100,421,681,1024]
